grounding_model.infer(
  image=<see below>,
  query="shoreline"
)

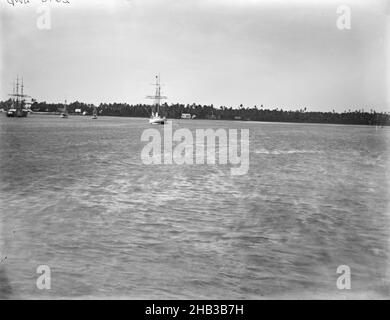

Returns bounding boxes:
[5,112,390,127]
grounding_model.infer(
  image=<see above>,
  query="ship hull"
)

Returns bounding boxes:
[149,117,166,125]
[6,109,28,117]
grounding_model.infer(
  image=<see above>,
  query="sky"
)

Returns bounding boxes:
[0,0,389,112]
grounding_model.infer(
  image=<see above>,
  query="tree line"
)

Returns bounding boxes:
[1,99,389,126]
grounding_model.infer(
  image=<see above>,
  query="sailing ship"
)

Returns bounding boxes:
[92,106,98,119]
[7,76,29,117]
[146,75,167,125]
[60,100,68,118]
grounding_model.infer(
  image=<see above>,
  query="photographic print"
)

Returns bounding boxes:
[0,0,389,302]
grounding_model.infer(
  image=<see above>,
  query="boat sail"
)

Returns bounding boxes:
[7,76,29,117]
[146,75,167,125]
[61,100,68,118]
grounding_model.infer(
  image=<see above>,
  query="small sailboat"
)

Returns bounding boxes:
[61,100,68,118]
[92,106,98,119]
[146,75,167,125]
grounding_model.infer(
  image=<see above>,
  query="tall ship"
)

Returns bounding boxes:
[146,75,167,125]
[7,76,30,117]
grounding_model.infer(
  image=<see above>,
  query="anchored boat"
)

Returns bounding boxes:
[92,106,98,119]
[7,76,29,117]
[60,100,68,118]
[146,75,167,125]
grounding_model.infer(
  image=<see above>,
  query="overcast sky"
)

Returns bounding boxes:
[0,0,389,112]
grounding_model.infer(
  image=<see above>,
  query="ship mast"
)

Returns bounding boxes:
[9,75,30,110]
[16,76,19,109]
[146,75,167,116]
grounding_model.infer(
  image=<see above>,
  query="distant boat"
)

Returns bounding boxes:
[92,106,98,119]
[149,113,166,125]
[6,76,29,117]
[61,100,68,118]
[146,75,167,125]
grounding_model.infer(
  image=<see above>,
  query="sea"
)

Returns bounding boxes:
[0,115,389,299]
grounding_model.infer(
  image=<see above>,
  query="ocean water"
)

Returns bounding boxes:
[0,115,389,299]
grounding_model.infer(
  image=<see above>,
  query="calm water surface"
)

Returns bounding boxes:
[0,115,389,299]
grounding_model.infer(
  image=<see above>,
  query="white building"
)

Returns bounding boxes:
[181,113,191,119]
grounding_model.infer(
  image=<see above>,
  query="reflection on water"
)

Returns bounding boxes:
[0,115,389,299]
